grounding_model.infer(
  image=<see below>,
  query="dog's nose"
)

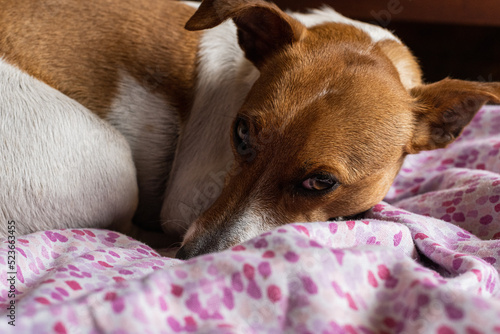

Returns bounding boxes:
[175,245,190,260]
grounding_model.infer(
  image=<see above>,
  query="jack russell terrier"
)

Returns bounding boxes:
[1,0,499,259]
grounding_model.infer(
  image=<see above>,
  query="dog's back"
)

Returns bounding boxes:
[0,0,203,230]
[0,59,137,236]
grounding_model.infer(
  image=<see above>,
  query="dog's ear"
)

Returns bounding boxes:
[185,0,306,67]
[406,78,500,153]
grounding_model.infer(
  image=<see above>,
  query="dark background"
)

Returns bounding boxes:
[270,0,500,83]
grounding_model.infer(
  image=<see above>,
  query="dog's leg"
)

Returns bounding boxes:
[0,59,138,237]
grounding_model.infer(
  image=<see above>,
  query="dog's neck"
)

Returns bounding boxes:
[161,18,260,234]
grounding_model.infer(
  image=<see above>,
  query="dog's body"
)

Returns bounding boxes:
[0,59,138,235]
[1,0,499,258]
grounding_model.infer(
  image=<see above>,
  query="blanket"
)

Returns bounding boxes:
[1,106,500,334]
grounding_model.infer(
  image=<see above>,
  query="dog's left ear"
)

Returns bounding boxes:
[185,0,306,67]
[406,78,500,153]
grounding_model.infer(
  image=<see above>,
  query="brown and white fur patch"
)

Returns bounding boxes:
[0,60,137,237]
[1,0,499,258]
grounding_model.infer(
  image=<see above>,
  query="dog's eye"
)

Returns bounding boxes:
[301,174,339,192]
[234,117,250,151]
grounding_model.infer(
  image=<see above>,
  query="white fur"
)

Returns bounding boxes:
[160,19,260,235]
[183,1,200,9]
[0,60,138,237]
[231,205,270,245]
[107,72,179,225]
[292,6,400,43]
[292,7,418,90]
[181,203,270,254]
[161,5,402,236]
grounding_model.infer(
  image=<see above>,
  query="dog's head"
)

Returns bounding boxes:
[176,0,500,259]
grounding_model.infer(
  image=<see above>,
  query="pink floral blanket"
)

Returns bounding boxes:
[1,106,500,334]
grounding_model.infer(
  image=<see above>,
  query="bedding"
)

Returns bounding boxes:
[1,105,500,333]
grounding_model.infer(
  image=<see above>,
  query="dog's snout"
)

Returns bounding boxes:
[175,245,191,260]
[175,226,236,259]
[174,242,218,260]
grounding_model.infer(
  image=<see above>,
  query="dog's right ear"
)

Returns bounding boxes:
[406,78,500,153]
[185,0,306,67]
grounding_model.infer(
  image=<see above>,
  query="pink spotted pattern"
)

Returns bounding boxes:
[1,106,500,333]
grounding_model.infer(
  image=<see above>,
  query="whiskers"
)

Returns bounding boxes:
[168,240,183,249]
[161,218,189,234]
[159,219,189,249]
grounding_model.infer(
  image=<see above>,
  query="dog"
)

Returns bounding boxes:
[1,0,499,259]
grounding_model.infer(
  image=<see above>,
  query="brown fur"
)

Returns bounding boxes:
[177,0,500,258]
[0,0,203,237]
[378,39,422,89]
[188,20,414,236]
[408,79,500,152]
[1,0,499,258]
[0,0,200,121]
